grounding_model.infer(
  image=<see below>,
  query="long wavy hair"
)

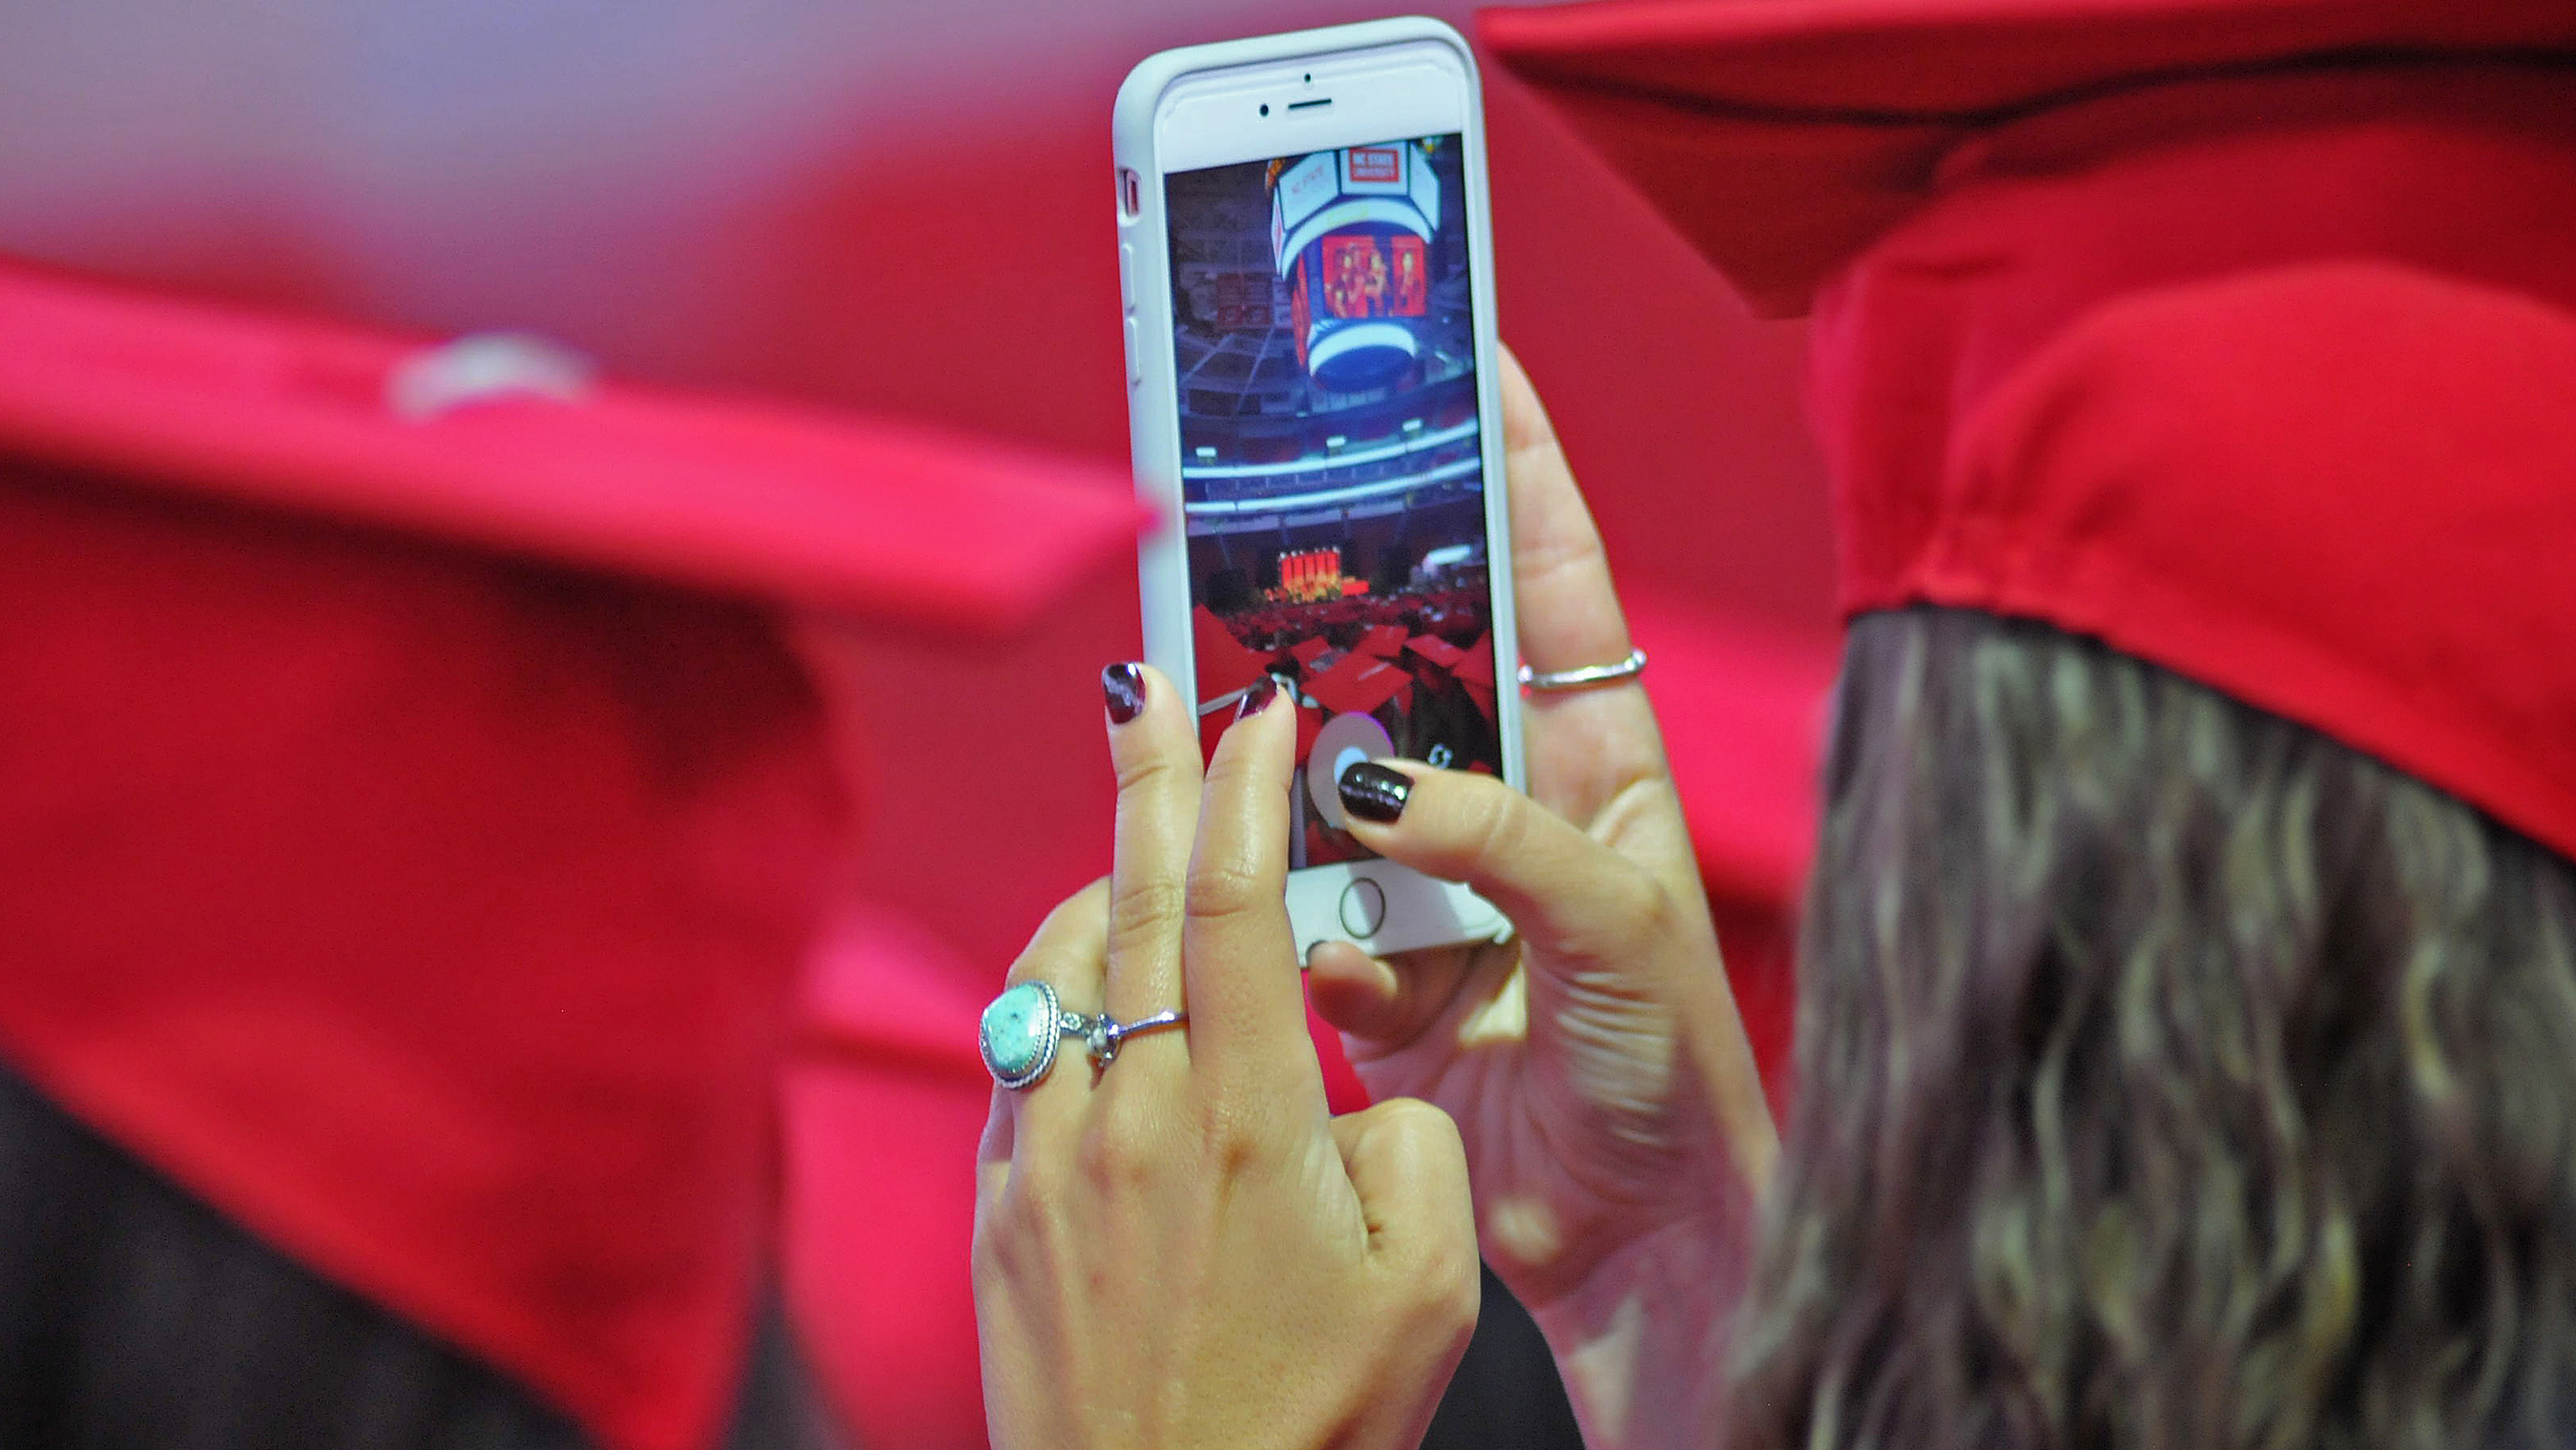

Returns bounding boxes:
[1726,607,2576,1450]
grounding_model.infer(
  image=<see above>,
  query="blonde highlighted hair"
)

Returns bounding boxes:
[1729,607,2576,1450]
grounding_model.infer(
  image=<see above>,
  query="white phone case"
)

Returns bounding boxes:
[1113,17,1524,961]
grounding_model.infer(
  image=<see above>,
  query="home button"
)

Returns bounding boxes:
[1338,878,1386,938]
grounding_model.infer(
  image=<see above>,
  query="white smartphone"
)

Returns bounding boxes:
[1114,16,1525,960]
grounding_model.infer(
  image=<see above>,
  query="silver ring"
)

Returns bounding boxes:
[980,980,1188,1090]
[1087,1008,1187,1066]
[1518,647,1647,694]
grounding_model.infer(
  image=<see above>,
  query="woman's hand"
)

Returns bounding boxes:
[973,668,1480,1450]
[1306,348,1778,1448]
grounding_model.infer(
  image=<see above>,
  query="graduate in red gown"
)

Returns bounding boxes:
[0,257,1138,1449]
[968,3,2576,1449]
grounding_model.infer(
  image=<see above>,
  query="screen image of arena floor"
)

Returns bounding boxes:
[1167,135,1497,868]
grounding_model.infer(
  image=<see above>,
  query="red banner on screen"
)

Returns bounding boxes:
[1346,146,1401,184]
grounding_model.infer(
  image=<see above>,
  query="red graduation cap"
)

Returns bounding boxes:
[1485,0,2576,865]
[1304,651,1415,717]
[1354,622,1408,658]
[1452,632,1498,723]
[0,258,1143,631]
[1404,632,1467,670]
[0,257,1145,1450]
[1289,634,1336,668]
[1481,0,2576,317]
[1192,603,1277,702]
[1454,631,1495,687]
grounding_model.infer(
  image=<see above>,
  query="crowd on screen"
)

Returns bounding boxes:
[1218,579,1487,654]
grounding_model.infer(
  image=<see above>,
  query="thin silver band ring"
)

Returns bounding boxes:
[1518,647,1648,694]
[1084,1008,1187,1066]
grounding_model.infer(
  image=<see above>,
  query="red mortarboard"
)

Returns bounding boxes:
[1482,0,2576,317]
[0,258,1142,1450]
[1403,632,1467,670]
[1305,652,1416,717]
[1453,632,1498,722]
[1486,0,2576,864]
[1454,631,1495,687]
[0,257,1143,632]
[1192,603,1277,701]
[1354,622,1408,658]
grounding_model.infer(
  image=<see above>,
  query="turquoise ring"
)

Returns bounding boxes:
[980,980,1187,1090]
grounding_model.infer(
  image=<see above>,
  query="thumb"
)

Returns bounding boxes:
[1331,1097,1478,1290]
[1336,760,1670,971]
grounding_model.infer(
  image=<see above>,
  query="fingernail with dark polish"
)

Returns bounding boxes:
[1234,675,1278,722]
[1103,663,1147,725]
[1340,760,1412,823]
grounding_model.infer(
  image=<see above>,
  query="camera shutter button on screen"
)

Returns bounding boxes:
[1306,711,1397,832]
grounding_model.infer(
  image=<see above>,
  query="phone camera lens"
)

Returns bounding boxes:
[1302,72,1312,83]
[1259,103,1270,115]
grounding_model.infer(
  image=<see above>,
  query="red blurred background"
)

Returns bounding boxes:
[0,2,1835,1443]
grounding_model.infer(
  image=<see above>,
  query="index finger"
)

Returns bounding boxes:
[1101,661,1200,1033]
[1496,344,1681,828]
[1176,684,1327,1110]
[1498,342,1639,688]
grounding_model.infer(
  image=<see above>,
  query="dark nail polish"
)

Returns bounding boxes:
[1103,663,1147,725]
[1340,760,1412,823]
[1234,675,1278,722]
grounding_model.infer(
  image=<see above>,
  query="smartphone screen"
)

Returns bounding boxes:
[1164,135,1500,870]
